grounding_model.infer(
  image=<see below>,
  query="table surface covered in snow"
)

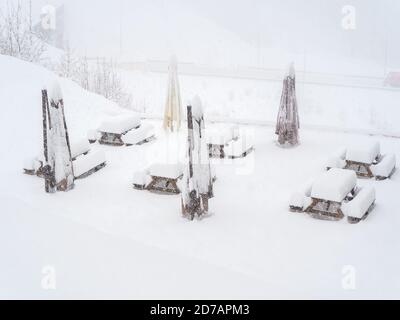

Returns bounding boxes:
[311,168,357,203]
[206,125,240,145]
[148,163,183,179]
[98,114,141,135]
[346,141,380,164]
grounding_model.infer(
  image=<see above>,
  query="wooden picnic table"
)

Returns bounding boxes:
[305,168,357,221]
[344,142,381,178]
[146,163,184,195]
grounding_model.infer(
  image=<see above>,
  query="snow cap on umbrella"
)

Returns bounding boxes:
[286,62,296,79]
[47,79,63,102]
[189,95,204,121]
[169,54,178,71]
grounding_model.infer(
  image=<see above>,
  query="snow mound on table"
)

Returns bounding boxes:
[148,163,184,179]
[346,141,380,164]
[98,115,141,135]
[206,125,240,145]
[0,54,127,171]
[311,169,357,203]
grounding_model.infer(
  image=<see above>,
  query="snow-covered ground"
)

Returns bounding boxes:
[1,54,400,299]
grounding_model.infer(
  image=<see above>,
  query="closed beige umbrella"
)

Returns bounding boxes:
[163,55,182,132]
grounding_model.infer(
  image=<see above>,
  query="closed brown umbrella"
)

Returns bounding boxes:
[276,63,300,146]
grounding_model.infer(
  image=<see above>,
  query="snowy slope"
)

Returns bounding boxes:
[0,54,129,169]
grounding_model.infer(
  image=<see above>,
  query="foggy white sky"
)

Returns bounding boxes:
[4,0,400,70]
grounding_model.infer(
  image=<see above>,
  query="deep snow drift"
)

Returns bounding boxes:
[1,54,400,299]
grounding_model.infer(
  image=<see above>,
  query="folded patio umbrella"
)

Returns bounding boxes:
[182,96,214,220]
[163,55,182,132]
[42,81,75,193]
[276,63,300,146]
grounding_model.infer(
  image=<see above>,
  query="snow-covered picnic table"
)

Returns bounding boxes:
[97,114,155,146]
[290,168,376,223]
[98,115,141,135]
[311,168,357,203]
[206,125,254,159]
[133,163,184,194]
[327,141,396,180]
[133,162,217,195]
[206,126,239,146]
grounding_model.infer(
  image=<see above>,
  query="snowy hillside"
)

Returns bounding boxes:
[0,54,129,169]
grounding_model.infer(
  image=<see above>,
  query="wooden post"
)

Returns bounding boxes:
[60,98,74,179]
[42,90,56,193]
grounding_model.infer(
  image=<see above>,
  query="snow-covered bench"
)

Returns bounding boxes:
[98,115,155,146]
[122,123,155,146]
[289,180,313,213]
[73,150,106,180]
[326,141,396,180]
[326,148,347,170]
[23,139,106,180]
[371,154,396,180]
[23,157,44,176]
[87,129,100,144]
[71,139,91,160]
[342,187,376,224]
[224,137,254,159]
